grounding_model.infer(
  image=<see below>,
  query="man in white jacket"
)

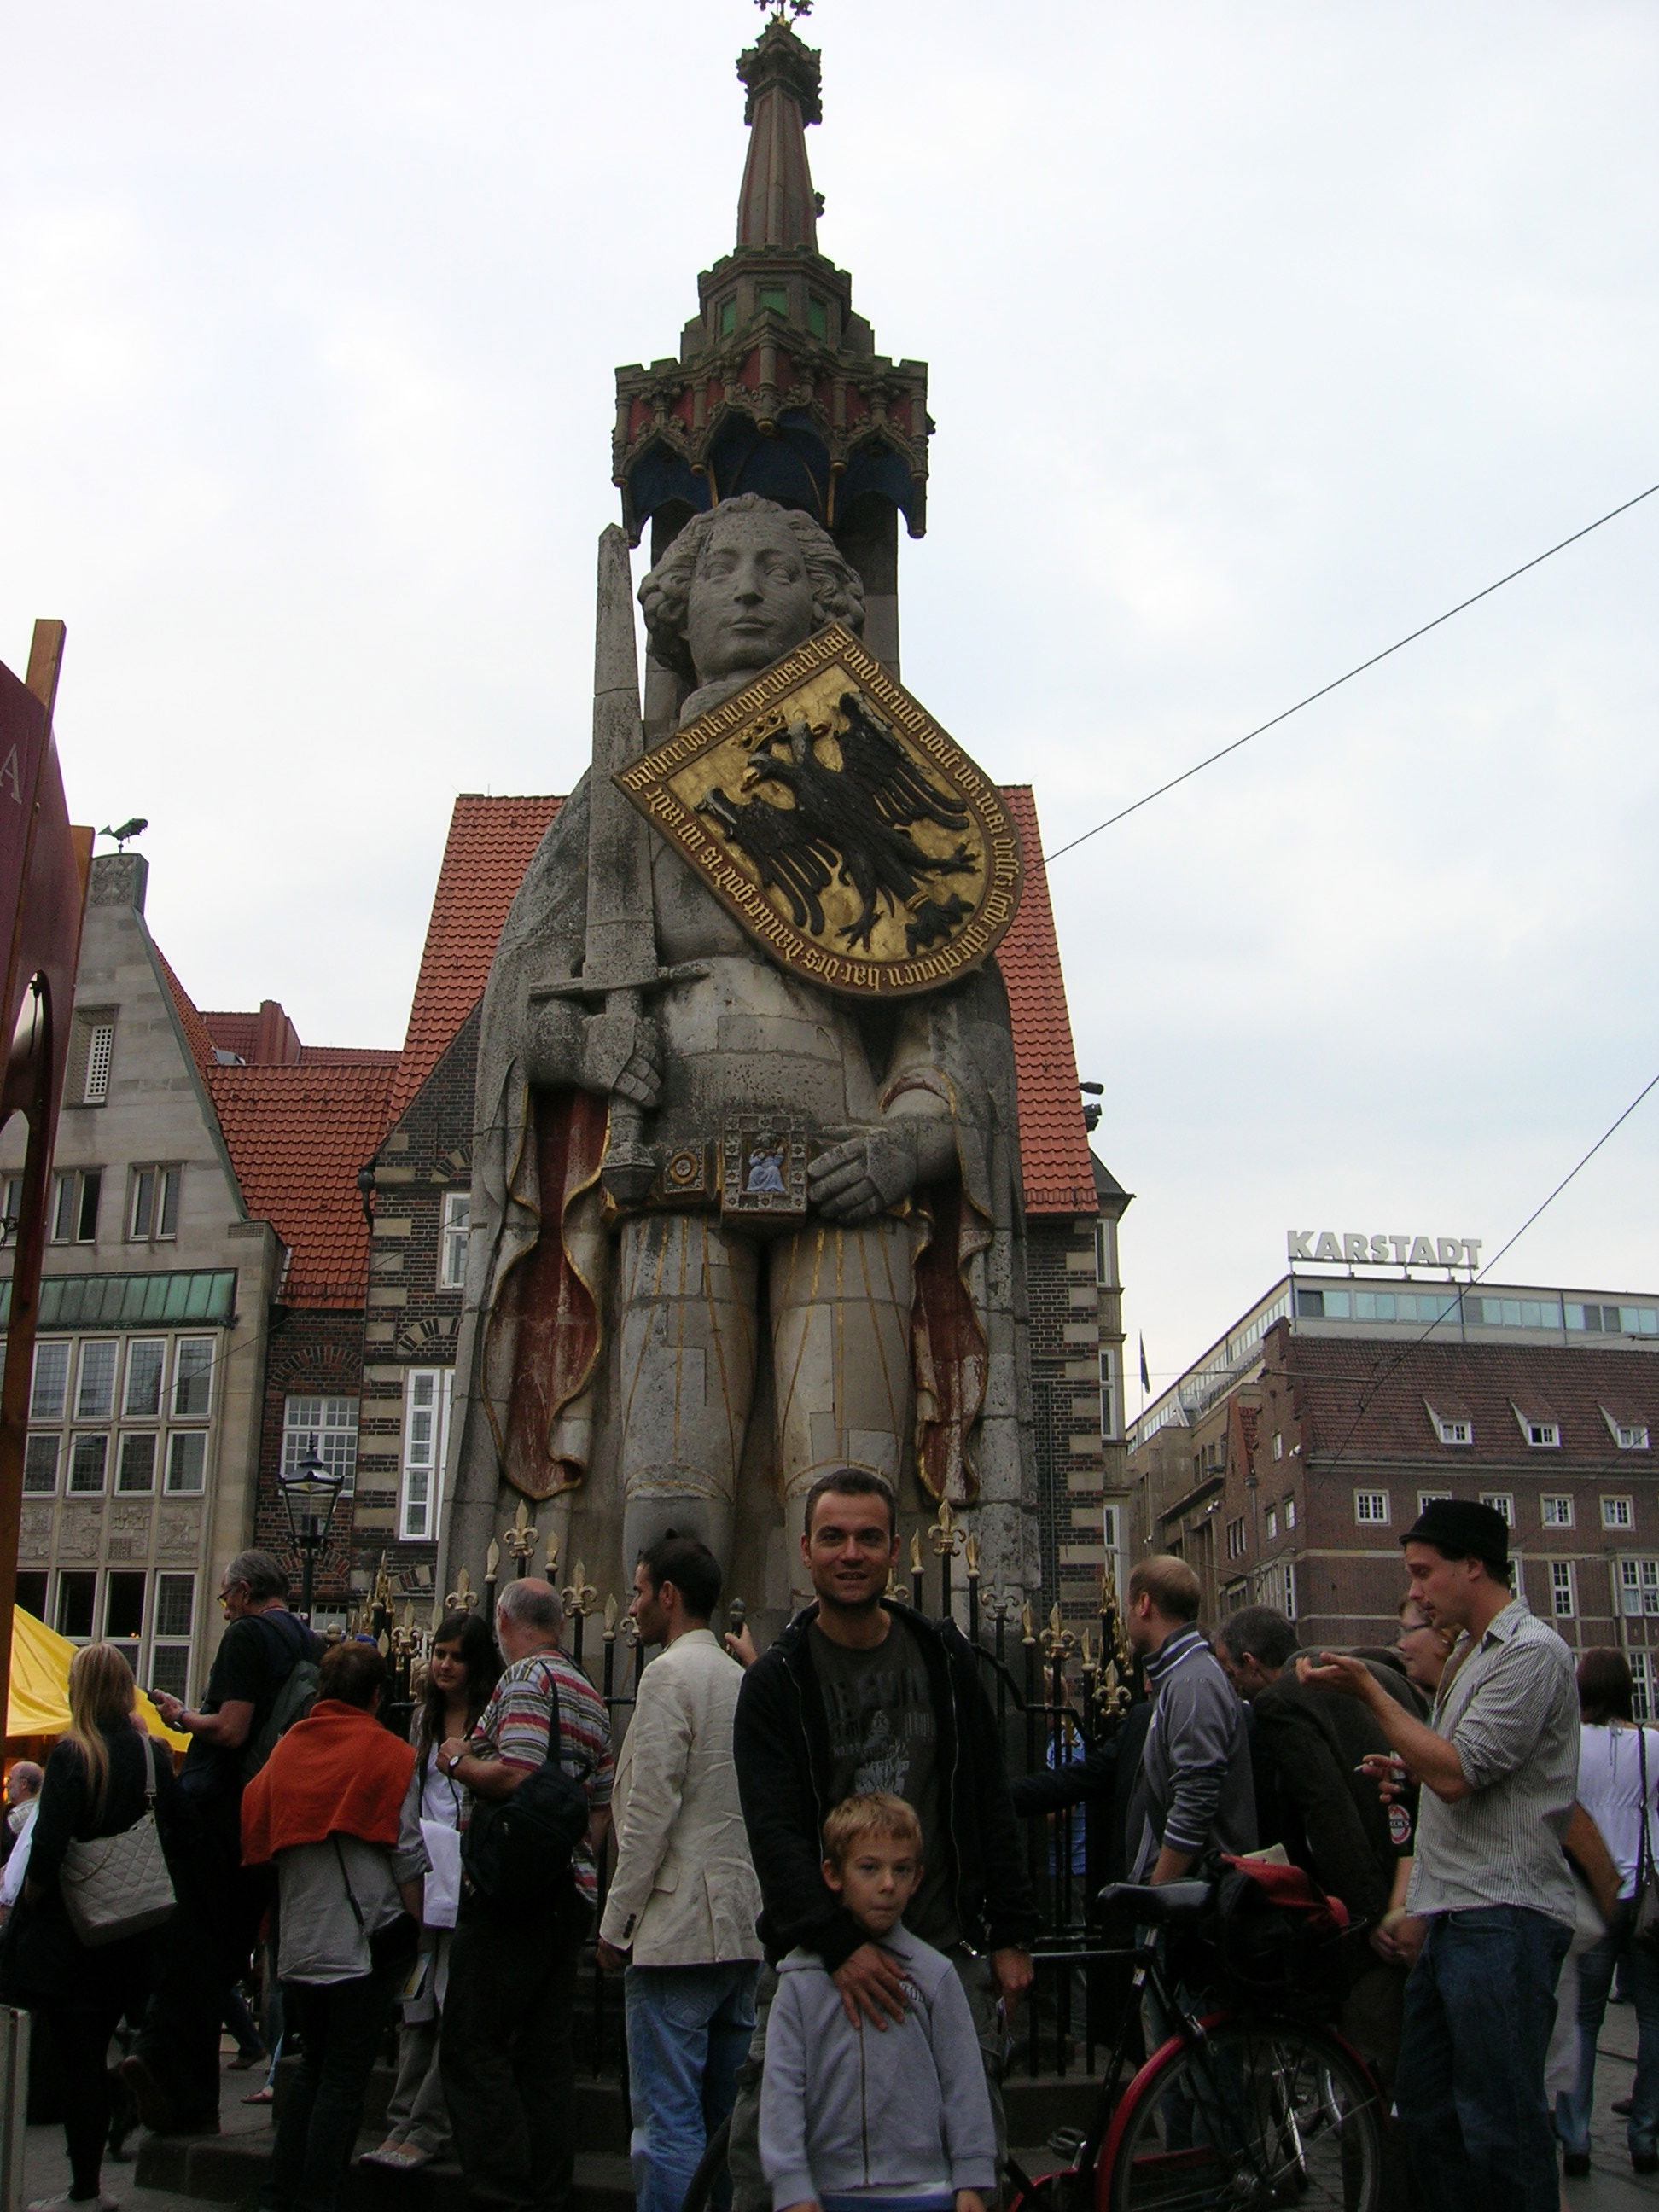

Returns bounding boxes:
[598,1536,764,2212]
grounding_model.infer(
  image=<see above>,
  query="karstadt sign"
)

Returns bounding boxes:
[1287,1230,1482,1269]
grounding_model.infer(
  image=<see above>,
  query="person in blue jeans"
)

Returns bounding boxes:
[1301,1499,1579,2212]
[1554,1647,1659,2175]
[597,1537,763,2212]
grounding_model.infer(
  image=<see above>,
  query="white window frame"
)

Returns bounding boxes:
[1605,1410,1652,1451]
[1550,1560,1576,1619]
[49,1169,101,1244]
[1099,1348,1121,1440]
[1603,1495,1635,1531]
[171,1337,214,1418]
[1265,1505,1278,1541]
[67,1433,108,1494]
[439,1191,471,1290]
[128,1164,181,1242]
[1435,1415,1473,1446]
[1479,1493,1515,1528]
[399,1368,452,1542]
[123,1337,166,1418]
[1633,1650,1655,1723]
[151,1572,195,1701]
[74,1338,119,1422]
[1619,1559,1659,1618]
[1512,1405,1561,1448]
[165,1429,207,1494]
[1284,1494,1297,1529]
[1418,1490,1454,1515]
[1354,1490,1389,1526]
[29,1340,69,1421]
[1541,1495,1574,1528]
[23,1435,58,1494]
[1284,1562,1297,1620]
[282,1395,359,1494]
[116,1431,158,1494]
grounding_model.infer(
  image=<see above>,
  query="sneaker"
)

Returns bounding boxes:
[115,2054,173,2135]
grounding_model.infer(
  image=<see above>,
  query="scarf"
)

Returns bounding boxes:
[241,1699,416,1866]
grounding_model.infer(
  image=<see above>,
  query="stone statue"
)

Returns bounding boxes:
[445,495,1033,1621]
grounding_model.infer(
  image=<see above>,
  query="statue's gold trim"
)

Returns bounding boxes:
[614,625,1023,998]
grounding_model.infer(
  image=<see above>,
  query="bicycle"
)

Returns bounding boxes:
[678,1875,1385,2212]
[1008,1877,1385,2212]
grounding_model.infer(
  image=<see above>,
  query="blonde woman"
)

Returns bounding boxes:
[5,1644,183,2212]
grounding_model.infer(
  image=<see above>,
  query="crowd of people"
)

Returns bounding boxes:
[0,1483,1652,2212]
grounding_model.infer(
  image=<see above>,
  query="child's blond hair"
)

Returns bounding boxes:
[821,1790,923,1871]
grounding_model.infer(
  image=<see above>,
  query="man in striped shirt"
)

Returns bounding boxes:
[1301,1499,1578,2212]
[437,1578,614,2212]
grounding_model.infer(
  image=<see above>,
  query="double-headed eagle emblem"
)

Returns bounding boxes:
[615,625,1022,998]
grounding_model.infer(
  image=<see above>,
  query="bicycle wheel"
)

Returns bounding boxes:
[1103,2022,1382,2212]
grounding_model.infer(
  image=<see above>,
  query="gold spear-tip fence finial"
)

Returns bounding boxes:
[562,1563,597,1617]
[928,1498,966,1558]
[446,1565,477,1614]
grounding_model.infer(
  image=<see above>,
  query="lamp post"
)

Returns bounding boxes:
[277,1437,345,1623]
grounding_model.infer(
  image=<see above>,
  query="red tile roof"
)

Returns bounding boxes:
[207,1062,397,1307]
[389,787,1096,1217]
[998,786,1097,1215]
[150,944,218,1080]
[388,795,562,1119]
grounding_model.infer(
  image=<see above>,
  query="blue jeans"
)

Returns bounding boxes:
[1554,1905,1659,2159]
[626,1960,760,2212]
[1396,1906,1571,2212]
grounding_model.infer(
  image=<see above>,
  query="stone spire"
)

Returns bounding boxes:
[736,16,822,252]
[613,13,930,676]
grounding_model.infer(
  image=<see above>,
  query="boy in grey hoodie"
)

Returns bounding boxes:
[759,1793,998,2212]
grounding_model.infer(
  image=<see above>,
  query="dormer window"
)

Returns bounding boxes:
[1429,1410,1472,1446]
[1604,1408,1651,1451]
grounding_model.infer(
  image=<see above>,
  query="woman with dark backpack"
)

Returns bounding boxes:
[3,1643,184,2212]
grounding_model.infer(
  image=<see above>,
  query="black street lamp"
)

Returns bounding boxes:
[277,1436,345,1623]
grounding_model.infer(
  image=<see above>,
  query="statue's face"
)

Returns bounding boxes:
[685,509,817,684]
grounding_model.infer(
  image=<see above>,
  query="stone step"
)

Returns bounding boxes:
[135,2127,633,2211]
[271,2058,630,2149]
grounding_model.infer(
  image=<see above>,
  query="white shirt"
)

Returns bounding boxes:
[0,1800,39,1911]
[1576,1721,1659,1899]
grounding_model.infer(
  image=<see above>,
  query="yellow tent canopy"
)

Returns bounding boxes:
[7,1607,189,1751]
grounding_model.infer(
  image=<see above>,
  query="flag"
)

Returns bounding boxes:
[1138,1333,1150,1394]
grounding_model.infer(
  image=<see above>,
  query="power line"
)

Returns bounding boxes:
[1317,1063,1659,1473]
[1044,479,1659,864]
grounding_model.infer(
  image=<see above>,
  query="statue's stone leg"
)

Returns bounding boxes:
[617,1211,760,1575]
[770,1217,916,1598]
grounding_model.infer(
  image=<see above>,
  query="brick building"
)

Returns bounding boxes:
[1128,1269,1659,1701]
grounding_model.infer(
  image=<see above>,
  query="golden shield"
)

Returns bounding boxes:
[614,625,1023,998]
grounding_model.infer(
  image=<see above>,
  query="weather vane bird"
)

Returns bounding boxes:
[756,0,812,18]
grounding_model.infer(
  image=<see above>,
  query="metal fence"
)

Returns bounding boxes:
[349,1497,1139,2087]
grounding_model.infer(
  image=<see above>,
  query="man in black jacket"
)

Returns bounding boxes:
[1217,1605,1414,2095]
[730,1468,1037,2209]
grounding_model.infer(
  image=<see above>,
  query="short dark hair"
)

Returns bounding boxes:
[1578,1646,1636,1726]
[1218,1606,1301,1670]
[802,1468,897,1538]
[1127,1555,1201,1623]
[319,1640,387,1711]
[640,1534,722,1622]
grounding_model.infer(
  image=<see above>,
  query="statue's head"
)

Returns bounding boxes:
[638,494,864,685]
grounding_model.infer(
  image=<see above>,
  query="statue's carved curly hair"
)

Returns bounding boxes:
[637,494,865,682]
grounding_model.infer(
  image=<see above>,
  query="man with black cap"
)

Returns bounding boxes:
[1299,1498,1578,2212]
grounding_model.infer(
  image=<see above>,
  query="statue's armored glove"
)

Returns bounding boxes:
[581,1010,661,1110]
[808,1121,921,1224]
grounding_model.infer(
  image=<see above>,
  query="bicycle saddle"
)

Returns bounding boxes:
[1095,1879,1213,1924]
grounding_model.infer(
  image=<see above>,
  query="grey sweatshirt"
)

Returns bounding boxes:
[759,1924,997,2209]
[1129,1626,1255,1877]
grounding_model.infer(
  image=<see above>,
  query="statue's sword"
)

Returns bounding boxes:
[533,526,703,1207]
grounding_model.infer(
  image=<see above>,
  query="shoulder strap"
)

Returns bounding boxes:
[1639,1726,1655,1891]
[534,1656,564,1772]
[332,1834,367,1934]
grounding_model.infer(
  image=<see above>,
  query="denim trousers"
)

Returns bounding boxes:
[1395,1905,1571,2212]
[1553,1905,1659,2159]
[625,1959,760,2212]
[261,1967,399,2212]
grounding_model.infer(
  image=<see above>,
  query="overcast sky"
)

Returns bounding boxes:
[4,0,1656,1394]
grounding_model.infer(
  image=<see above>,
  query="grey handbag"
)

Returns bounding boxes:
[59,1739,177,1948]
